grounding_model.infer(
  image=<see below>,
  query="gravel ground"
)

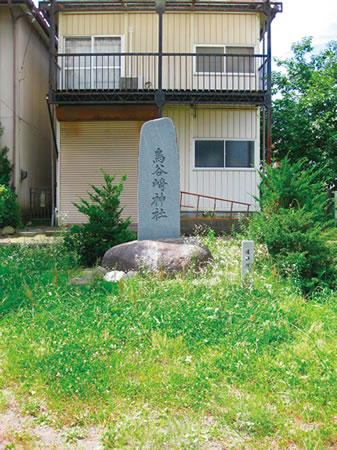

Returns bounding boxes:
[0,390,103,449]
[0,234,60,246]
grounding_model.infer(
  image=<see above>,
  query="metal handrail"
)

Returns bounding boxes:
[180,190,250,220]
[55,52,268,93]
[57,52,268,57]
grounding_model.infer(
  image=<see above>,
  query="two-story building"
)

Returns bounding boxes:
[0,0,52,220]
[43,0,282,226]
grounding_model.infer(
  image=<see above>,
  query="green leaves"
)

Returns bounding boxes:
[0,124,13,187]
[272,37,337,191]
[63,169,135,266]
[258,156,331,225]
[250,158,337,294]
[0,184,21,228]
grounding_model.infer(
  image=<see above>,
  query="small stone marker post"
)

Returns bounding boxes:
[138,117,180,240]
[241,240,254,279]
[334,192,337,226]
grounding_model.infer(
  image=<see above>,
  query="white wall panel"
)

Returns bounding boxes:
[164,106,259,212]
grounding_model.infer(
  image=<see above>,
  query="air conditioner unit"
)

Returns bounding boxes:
[120,76,145,89]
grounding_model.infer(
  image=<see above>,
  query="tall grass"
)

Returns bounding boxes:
[0,236,336,447]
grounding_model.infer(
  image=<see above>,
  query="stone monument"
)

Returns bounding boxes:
[241,240,254,279]
[138,117,180,240]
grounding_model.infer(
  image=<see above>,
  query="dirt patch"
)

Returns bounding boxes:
[0,391,103,449]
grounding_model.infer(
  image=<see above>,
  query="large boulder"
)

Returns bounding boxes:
[101,238,213,273]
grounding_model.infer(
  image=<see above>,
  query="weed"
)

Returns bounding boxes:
[62,426,86,443]
[0,236,336,446]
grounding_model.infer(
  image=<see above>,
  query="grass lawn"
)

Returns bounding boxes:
[0,234,337,448]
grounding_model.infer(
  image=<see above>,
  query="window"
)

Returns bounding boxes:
[195,46,224,73]
[226,140,254,168]
[226,47,254,74]
[94,37,122,89]
[194,45,255,75]
[64,36,122,89]
[64,37,91,89]
[195,140,224,168]
[194,140,254,169]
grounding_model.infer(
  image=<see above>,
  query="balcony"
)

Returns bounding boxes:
[50,52,269,106]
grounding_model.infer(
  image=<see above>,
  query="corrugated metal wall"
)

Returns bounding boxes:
[59,121,141,224]
[164,105,259,211]
[60,12,259,91]
[61,13,126,37]
[60,12,258,51]
[58,108,258,224]
[58,11,260,220]
[192,13,257,45]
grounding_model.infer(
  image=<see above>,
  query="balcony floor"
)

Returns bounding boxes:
[52,89,267,106]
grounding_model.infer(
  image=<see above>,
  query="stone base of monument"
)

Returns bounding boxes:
[101,238,213,273]
[180,218,247,235]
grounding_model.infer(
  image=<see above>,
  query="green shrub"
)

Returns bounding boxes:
[249,158,336,294]
[0,146,12,186]
[250,206,336,293]
[0,124,13,187]
[63,170,135,266]
[0,184,21,228]
[258,156,331,225]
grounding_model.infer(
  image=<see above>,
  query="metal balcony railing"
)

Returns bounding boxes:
[54,52,268,93]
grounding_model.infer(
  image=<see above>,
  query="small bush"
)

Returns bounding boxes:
[0,124,13,187]
[249,158,336,294]
[250,206,336,293]
[0,146,12,186]
[0,184,21,228]
[258,156,332,225]
[63,170,135,266]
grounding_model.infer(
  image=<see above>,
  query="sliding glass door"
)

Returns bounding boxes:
[64,36,122,89]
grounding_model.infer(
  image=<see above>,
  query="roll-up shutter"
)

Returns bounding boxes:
[59,121,141,224]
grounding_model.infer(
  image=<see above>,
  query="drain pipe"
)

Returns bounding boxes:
[47,98,59,226]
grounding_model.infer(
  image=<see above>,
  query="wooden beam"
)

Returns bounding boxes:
[56,105,158,122]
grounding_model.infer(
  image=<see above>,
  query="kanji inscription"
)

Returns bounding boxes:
[138,118,180,240]
[151,148,168,221]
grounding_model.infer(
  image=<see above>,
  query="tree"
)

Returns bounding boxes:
[63,170,135,266]
[272,37,337,191]
[249,158,336,294]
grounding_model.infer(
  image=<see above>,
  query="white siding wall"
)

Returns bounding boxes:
[57,11,261,220]
[16,16,51,211]
[58,109,259,225]
[0,7,14,155]
[60,11,258,51]
[164,105,259,212]
[0,6,51,214]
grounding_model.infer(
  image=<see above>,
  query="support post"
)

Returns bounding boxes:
[267,105,272,166]
[48,0,57,98]
[47,0,57,225]
[158,10,163,93]
[155,0,166,117]
[266,2,272,165]
[261,19,267,163]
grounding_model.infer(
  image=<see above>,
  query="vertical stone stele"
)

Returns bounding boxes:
[241,240,254,279]
[138,117,180,240]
